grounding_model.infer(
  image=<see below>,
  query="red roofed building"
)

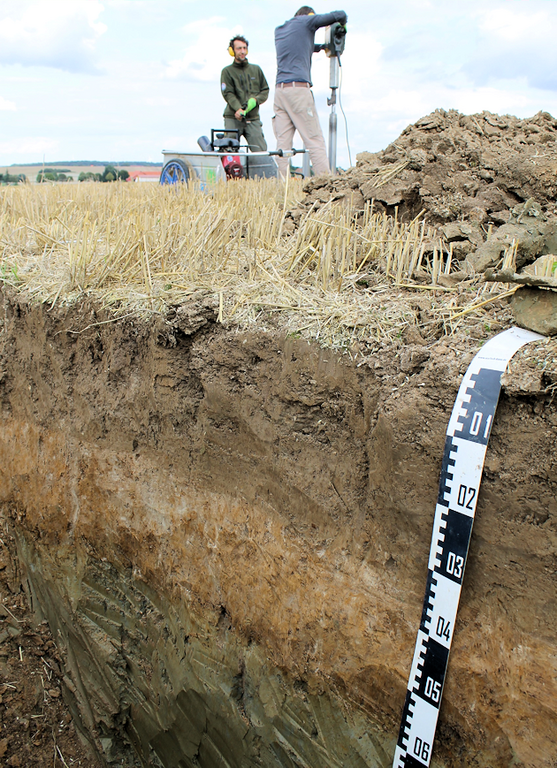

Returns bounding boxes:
[127,170,161,182]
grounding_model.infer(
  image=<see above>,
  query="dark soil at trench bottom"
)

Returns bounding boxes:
[0,526,101,767]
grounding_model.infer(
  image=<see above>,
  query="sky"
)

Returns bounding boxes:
[1,0,557,169]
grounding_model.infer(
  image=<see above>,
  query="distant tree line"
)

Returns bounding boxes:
[78,165,129,182]
[36,168,72,182]
[35,165,130,183]
[1,171,27,185]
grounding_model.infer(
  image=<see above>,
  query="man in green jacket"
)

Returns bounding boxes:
[221,35,269,151]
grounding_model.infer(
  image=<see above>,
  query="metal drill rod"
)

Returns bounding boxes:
[328,56,340,174]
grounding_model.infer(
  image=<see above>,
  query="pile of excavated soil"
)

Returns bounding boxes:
[291,109,557,272]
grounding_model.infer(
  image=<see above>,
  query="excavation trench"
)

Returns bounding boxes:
[0,290,556,768]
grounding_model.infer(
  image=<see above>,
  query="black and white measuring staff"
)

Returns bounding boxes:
[393,326,543,768]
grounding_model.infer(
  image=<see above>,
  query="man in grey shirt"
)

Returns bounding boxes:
[273,6,347,177]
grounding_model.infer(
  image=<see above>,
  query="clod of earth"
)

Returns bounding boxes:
[509,286,557,335]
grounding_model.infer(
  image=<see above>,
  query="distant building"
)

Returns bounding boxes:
[127,170,161,183]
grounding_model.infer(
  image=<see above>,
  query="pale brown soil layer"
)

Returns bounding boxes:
[0,289,556,767]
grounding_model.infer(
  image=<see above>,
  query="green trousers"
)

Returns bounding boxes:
[224,117,267,152]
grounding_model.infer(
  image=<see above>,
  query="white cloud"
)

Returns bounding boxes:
[366,83,532,124]
[0,137,58,156]
[0,96,16,111]
[319,31,382,99]
[1,0,556,167]
[465,5,557,91]
[477,8,544,42]
[0,1,107,73]
[450,85,532,117]
[164,17,243,82]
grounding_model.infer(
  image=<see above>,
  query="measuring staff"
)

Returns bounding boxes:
[393,326,543,768]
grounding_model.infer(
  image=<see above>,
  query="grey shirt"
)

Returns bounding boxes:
[275,11,347,86]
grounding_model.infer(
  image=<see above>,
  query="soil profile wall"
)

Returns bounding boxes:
[0,290,555,767]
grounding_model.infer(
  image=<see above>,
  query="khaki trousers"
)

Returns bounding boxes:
[272,85,330,177]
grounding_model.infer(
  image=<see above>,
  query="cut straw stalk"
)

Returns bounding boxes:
[444,288,517,320]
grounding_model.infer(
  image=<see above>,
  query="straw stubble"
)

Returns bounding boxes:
[0,180,512,350]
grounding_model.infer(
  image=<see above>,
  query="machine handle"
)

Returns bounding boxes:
[268,148,307,157]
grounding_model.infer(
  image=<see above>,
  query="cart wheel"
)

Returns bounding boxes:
[160,159,191,185]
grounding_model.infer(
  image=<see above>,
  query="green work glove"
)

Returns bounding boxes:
[244,97,257,115]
